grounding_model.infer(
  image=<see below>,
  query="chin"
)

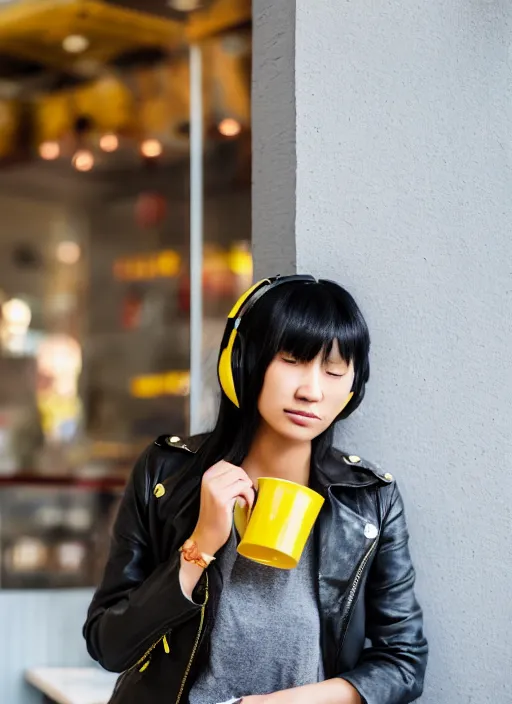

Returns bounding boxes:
[272,421,319,443]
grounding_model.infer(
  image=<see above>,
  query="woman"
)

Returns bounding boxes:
[84,274,428,704]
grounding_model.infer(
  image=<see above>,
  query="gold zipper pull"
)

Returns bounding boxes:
[163,635,170,654]
[139,661,150,673]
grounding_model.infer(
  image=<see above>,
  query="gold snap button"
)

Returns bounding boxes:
[348,455,361,464]
[154,483,165,498]
[170,436,180,443]
[384,472,393,481]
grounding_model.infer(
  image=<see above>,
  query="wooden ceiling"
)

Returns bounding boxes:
[0,0,251,166]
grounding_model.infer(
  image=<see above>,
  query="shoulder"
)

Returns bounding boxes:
[318,445,396,489]
[151,432,209,478]
[333,447,395,484]
[153,432,209,454]
[130,432,210,502]
[323,447,400,523]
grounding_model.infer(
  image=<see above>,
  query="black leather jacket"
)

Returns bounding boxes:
[84,434,428,704]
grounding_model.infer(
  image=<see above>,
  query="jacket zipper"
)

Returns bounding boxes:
[125,632,168,674]
[175,572,209,704]
[337,538,378,657]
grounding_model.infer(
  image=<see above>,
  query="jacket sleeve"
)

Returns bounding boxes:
[83,445,205,673]
[340,483,428,704]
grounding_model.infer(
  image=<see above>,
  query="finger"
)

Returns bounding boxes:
[209,468,252,490]
[241,486,255,511]
[224,481,255,510]
[204,461,244,481]
[216,460,251,482]
[218,477,252,499]
[216,479,253,507]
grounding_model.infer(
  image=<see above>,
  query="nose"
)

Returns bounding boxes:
[295,363,323,402]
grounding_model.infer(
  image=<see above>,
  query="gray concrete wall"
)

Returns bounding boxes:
[252,1,297,277]
[253,1,512,702]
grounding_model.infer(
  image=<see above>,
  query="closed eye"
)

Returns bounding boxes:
[281,356,298,364]
[327,372,345,378]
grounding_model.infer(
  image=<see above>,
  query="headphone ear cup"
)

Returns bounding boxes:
[230,332,244,407]
[340,392,354,414]
[218,329,240,408]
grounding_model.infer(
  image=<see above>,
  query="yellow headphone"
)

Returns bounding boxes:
[217,275,316,407]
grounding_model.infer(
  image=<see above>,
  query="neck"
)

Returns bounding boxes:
[242,422,312,487]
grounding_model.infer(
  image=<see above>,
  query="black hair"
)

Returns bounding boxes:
[193,278,370,473]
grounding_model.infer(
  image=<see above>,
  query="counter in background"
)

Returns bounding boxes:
[0,475,124,589]
[0,476,125,704]
[26,667,118,704]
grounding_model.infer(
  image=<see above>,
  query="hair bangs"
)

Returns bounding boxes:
[267,283,363,366]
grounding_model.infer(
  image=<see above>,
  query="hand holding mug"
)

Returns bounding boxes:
[192,461,255,556]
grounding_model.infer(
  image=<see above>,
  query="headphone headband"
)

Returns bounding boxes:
[217,274,316,407]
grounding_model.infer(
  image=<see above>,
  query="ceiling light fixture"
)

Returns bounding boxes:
[167,0,202,11]
[218,118,242,138]
[62,35,90,54]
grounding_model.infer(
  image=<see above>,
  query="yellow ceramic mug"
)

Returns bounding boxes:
[235,477,325,569]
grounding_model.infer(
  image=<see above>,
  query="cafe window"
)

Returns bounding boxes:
[0,0,252,588]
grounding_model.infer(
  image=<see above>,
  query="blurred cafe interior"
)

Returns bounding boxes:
[0,0,252,700]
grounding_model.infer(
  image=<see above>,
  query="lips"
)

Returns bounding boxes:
[284,410,320,427]
[284,410,321,420]
[285,408,320,420]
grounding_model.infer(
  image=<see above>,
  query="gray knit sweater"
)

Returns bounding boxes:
[188,528,323,703]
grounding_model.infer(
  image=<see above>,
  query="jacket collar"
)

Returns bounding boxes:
[314,447,394,490]
[155,434,393,490]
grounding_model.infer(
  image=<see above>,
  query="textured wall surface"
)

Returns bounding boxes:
[253,0,512,702]
[0,589,94,704]
[252,0,297,279]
